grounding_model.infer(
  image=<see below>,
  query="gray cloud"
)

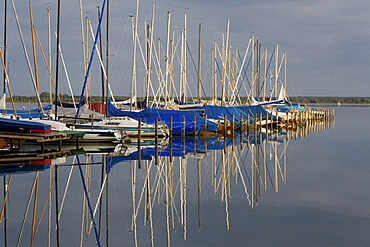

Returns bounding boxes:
[1,0,369,97]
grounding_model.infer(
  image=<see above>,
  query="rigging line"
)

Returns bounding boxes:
[87,20,115,102]
[53,31,76,112]
[165,159,182,222]
[34,29,67,115]
[134,162,153,218]
[185,41,209,99]
[10,0,43,112]
[16,172,38,247]
[230,38,251,102]
[233,152,252,204]
[58,164,74,220]
[31,170,39,245]
[75,0,107,119]
[35,168,57,234]
[277,53,285,82]
[77,155,101,247]
[88,174,108,232]
[151,157,171,207]
[150,158,163,204]
[0,175,12,222]
[108,174,130,230]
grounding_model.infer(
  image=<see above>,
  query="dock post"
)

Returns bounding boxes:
[170,116,173,138]
[247,114,250,132]
[231,115,235,152]
[138,118,142,169]
[170,116,173,163]
[223,115,227,154]
[194,115,197,137]
[240,113,243,130]
[182,115,186,138]
[155,117,158,166]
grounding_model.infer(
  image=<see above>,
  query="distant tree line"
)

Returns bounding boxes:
[288,97,370,104]
[6,92,370,104]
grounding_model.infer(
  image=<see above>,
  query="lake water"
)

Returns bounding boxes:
[1,106,369,247]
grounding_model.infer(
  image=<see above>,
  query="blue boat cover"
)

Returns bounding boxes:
[202,105,250,125]
[106,98,152,118]
[106,99,217,134]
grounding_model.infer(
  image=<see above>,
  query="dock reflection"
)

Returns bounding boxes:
[0,118,333,246]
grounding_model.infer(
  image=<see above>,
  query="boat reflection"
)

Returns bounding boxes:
[0,118,333,246]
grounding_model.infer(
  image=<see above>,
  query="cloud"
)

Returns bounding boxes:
[1,0,370,97]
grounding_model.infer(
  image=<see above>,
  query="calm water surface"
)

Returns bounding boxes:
[1,106,369,247]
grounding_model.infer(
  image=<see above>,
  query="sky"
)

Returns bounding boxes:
[1,0,370,98]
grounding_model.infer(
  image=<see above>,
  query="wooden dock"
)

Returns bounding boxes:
[0,131,74,142]
[0,130,85,153]
[0,149,76,163]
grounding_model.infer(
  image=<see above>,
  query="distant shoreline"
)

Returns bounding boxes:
[7,102,370,107]
[5,94,370,105]
[304,103,370,107]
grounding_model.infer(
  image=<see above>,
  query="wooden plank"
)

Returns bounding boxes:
[0,131,73,142]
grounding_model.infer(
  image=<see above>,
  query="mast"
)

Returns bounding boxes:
[274,44,279,99]
[47,7,52,105]
[105,0,109,105]
[97,7,105,103]
[3,0,7,95]
[130,0,139,111]
[54,0,61,119]
[75,0,107,119]
[284,50,287,100]
[0,50,15,114]
[29,2,40,107]
[211,42,215,104]
[144,21,149,107]
[10,0,43,113]
[145,3,155,107]
[197,22,202,102]
[263,48,267,100]
[221,20,230,106]
[256,39,261,98]
[180,13,187,104]
[164,10,171,106]
[250,34,254,103]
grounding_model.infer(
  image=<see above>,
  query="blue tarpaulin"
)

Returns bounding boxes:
[106,99,217,134]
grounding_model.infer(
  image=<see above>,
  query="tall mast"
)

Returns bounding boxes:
[256,39,261,98]
[164,10,171,106]
[3,0,7,95]
[47,7,52,105]
[274,44,279,99]
[144,21,149,106]
[263,48,267,100]
[54,0,61,118]
[180,13,187,104]
[251,34,255,103]
[211,41,216,104]
[221,20,230,106]
[29,2,39,101]
[105,0,109,103]
[197,22,202,102]
[97,6,104,102]
[284,50,287,99]
[145,3,155,107]
[75,0,107,119]
[130,0,139,111]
